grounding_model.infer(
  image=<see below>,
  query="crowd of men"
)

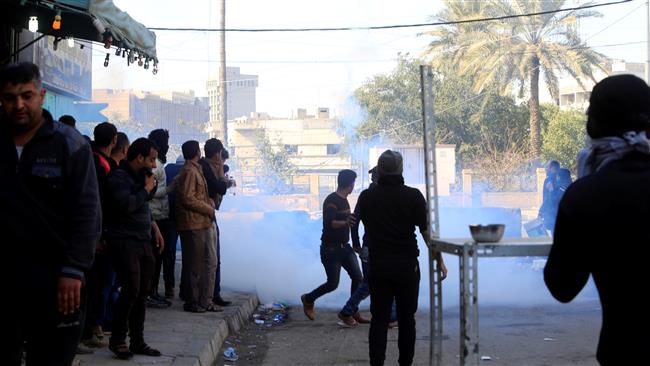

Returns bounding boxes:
[1,62,234,364]
[3,59,649,366]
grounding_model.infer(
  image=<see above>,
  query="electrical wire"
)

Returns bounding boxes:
[148,0,633,32]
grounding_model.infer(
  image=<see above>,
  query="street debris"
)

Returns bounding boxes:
[481,355,492,361]
[252,301,290,327]
[544,337,556,341]
[224,347,239,362]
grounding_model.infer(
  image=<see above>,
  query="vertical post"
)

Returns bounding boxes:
[460,243,479,366]
[645,0,650,84]
[420,65,441,366]
[219,0,228,145]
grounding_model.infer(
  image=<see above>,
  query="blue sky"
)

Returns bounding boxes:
[91,0,648,117]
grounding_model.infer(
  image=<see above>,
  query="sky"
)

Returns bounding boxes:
[91,0,648,118]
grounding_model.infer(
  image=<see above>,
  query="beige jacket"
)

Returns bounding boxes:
[175,160,214,231]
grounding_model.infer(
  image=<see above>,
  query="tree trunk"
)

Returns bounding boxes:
[219,0,228,145]
[529,57,541,159]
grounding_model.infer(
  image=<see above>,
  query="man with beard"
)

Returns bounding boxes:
[0,62,101,366]
[104,138,164,360]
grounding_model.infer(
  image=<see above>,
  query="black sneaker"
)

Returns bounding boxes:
[109,342,133,360]
[151,293,172,306]
[213,297,231,307]
[130,343,161,357]
[146,296,169,309]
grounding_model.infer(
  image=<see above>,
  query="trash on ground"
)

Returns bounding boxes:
[254,319,265,325]
[481,355,492,361]
[224,347,239,362]
[544,337,556,341]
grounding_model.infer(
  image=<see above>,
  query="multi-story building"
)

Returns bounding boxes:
[92,89,209,144]
[559,60,645,111]
[227,107,353,195]
[207,66,258,137]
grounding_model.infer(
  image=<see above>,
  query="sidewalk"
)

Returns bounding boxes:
[75,292,259,366]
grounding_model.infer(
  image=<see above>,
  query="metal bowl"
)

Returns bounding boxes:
[469,224,505,243]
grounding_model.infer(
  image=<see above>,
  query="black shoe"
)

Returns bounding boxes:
[151,293,172,306]
[146,296,169,309]
[109,342,133,360]
[183,303,206,313]
[213,297,231,307]
[130,343,161,357]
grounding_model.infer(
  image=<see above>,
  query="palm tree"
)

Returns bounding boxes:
[423,0,605,159]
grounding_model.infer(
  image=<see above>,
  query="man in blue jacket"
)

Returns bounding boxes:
[0,62,101,366]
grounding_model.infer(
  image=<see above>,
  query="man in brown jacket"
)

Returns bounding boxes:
[175,140,220,313]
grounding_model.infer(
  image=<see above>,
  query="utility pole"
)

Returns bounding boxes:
[219,0,228,144]
[645,1,650,84]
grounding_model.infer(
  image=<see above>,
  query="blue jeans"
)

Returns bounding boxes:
[341,248,397,321]
[304,243,363,304]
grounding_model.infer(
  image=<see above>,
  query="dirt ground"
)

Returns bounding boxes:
[216,300,601,366]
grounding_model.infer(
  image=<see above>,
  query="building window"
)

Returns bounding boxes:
[327,144,341,155]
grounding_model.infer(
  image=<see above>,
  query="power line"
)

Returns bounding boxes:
[148,0,632,32]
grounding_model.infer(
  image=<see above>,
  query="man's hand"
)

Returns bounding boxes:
[438,259,448,281]
[144,173,156,193]
[58,277,82,315]
[346,213,357,227]
[152,222,165,254]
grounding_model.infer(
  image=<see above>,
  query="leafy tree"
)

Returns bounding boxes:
[541,104,586,172]
[254,129,297,194]
[424,0,605,159]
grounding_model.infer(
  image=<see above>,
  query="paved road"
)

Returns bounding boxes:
[216,300,601,366]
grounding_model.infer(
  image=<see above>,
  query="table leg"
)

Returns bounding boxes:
[460,243,479,365]
[429,246,443,366]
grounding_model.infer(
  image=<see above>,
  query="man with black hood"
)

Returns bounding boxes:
[0,62,101,366]
[356,150,447,366]
[545,74,650,366]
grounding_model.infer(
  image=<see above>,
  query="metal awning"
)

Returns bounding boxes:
[0,0,157,61]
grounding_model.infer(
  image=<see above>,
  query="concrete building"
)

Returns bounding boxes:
[92,89,209,144]
[559,60,644,111]
[207,66,258,136]
[227,107,352,195]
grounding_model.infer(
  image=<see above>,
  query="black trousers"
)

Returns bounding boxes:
[151,219,178,295]
[82,249,113,339]
[212,223,222,301]
[368,259,420,366]
[108,239,154,346]
[5,261,84,366]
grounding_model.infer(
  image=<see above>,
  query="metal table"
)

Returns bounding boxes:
[427,237,553,366]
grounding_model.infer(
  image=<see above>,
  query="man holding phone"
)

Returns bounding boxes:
[104,138,164,359]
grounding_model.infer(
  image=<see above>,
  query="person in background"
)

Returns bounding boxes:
[147,129,175,307]
[59,114,76,129]
[110,132,129,165]
[164,155,184,299]
[301,169,363,321]
[104,138,163,360]
[176,140,220,313]
[545,74,650,366]
[538,160,561,233]
[357,150,447,366]
[80,122,118,350]
[0,62,101,366]
[199,138,232,306]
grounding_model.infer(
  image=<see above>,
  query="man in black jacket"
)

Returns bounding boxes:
[0,62,101,366]
[357,150,447,366]
[545,74,650,366]
[104,138,164,360]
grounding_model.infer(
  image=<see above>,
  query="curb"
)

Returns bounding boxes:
[172,293,259,366]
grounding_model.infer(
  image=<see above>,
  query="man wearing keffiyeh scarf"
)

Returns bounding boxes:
[544,74,650,366]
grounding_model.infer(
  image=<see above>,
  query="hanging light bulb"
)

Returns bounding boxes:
[144,58,150,70]
[67,37,74,48]
[52,11,61,30]
[102,31,112,49]
[152,60,158,75]
[28,16,38,33]
[115,47,121,56]
[104,53,110,67]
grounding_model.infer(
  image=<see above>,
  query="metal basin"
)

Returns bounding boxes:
[469,224,505,243]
